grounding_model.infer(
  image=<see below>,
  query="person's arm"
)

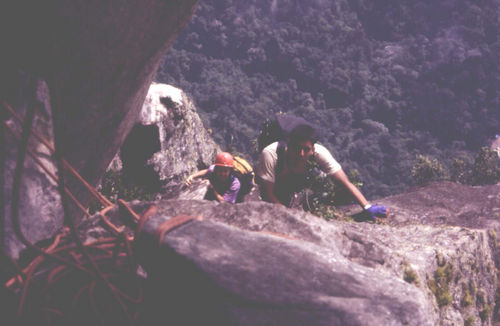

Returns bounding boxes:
[314,144,369,208]
[259,179,285,206]
[220,178,240,203]
[185,169,209,186]
[330,168,369,208]
[207,184,225,202]
[330,168,388,219]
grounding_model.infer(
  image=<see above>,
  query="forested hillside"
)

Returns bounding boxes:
[155,0,500,197]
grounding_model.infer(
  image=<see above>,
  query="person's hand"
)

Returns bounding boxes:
[365,204,388,219]
[206,183,217,196]
[185,175,194,186]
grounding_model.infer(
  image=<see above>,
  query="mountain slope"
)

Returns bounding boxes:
[156,0,500,198]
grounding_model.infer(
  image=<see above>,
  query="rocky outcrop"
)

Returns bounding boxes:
[119,83,220,187]
[341,180,500,323]
[1,78,63,259]
[137,206,434,326]
[2,79,219,258]
[1,1,198,258]
[342,181,500,230]
[5,177,499,325]
[124,195,496,325]
[491,136,500,158]
[1,0,198,218]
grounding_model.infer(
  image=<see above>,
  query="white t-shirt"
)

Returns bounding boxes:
[256,142,342,183]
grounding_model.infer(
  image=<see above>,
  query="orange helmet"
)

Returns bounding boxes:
[214,152,234,167]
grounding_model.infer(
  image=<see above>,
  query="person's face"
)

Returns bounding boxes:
[214,165,231,181]
[288,140,314,164]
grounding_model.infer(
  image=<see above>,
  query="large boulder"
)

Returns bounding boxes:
[118,83,220,188]
[1,1,198,258]
[0,0,198,215]
[131,198,496,325]
[1,78,63,259]
[342,181,500,230]
[5,181,498,325]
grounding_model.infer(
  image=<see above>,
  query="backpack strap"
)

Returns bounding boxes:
[276,141,286,175]
[233,156,252,174]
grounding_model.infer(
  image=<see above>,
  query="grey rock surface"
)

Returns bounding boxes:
[118,83,220,185]
[2,78,63,259]
[130,198,497,325]
[1,1,197,257]
[1,0,198,220]
[136,207,435,326]
[361,181,500,229]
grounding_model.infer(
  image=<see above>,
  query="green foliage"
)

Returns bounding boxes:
[488,229,498,249]
[90,170,156,213]
[304,173,345,220]
[448,147,500,186]
[475,288,492,322]
[464,316,474,326]
[476,289,487,305]
[306,160,337,205]
[436,252,446,268]
[427,259,454,308]
[470,147,500,185]
[479,304,491,322]
[461,282,473,307]
[101,170,156,202]
[436,263,453,283]
[403,266,420,286]
[157,0,500,198]
[308,203,350,221]
[411,155,447,185]
[494,286,500,320]
[450,157,471,184]
[302,160,361,220]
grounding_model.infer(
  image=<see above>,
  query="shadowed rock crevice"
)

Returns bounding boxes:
[121,124,161,193]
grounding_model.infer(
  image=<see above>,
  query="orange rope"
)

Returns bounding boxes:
[98,205,123,235]
[117,199,142,223]
[2,100,145,324]
[3,120,91,217]
[5,230,67,288]
[154,214,200,246]
[3,100,112,207]
[136,207,157,235]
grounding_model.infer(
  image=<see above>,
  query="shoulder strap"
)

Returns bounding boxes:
[233,156,252,174]
[276,141,286,175]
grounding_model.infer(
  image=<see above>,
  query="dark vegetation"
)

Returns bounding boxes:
[411,147,500,186]
[155,0,500,198]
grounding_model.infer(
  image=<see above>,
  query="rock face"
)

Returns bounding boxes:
[1,77,63,259]
[1,0,198,216]
[130,196,497,325]
[5,176,499,324]
[341,180,500,324]
[119,83,220,188]
[342,181,500,230]
[491,136,500,158]
[1,1,198,257]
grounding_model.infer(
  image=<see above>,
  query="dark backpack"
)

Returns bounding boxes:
[257,114,317,153]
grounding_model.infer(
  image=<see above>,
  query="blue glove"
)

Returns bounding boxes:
[365,204,388,219]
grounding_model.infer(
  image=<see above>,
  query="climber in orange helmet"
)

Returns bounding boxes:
[185,152,241,203]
